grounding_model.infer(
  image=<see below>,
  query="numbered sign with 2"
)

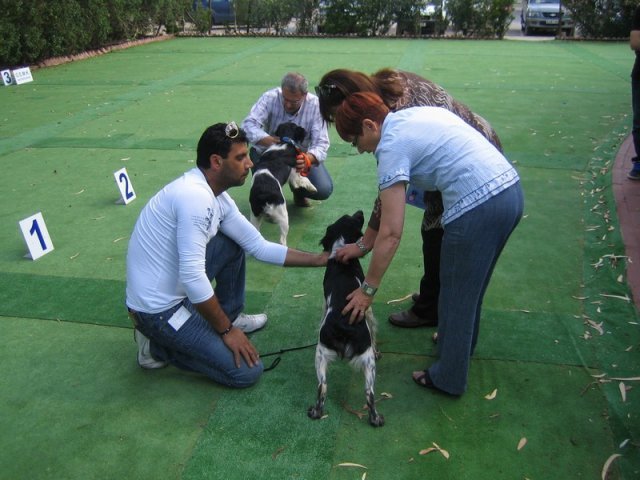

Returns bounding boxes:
[19,212,54,260]
[114,167,136,205]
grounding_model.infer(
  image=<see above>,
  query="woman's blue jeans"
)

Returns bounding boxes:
[132,233,264,388]
[428,182,524,395]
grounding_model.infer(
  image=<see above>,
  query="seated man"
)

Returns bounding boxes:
[126,122,328,388]
[242,72,333,207]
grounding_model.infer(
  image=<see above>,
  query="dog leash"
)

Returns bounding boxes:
[261,342,317,372]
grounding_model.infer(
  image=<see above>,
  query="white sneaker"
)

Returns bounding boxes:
[233,313,268,333]
[134,329,168,369]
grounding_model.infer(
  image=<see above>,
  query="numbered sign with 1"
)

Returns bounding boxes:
[114,167,136,205]
[19,212,54,260]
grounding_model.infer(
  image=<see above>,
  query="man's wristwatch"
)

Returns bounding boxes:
[361,281,378,297]
[356,237,370,254]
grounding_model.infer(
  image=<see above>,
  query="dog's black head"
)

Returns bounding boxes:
[320,210,365,252]
[275,122,306,144]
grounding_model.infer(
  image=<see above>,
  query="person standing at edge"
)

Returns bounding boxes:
[629,5,640,180]
[126,122,328,388]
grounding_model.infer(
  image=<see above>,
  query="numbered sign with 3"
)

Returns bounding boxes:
[1,69,14,86]
[19,212,54,260]
[114,167,136,205]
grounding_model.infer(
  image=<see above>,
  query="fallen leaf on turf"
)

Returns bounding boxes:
[620,438,630,449]
[381,392,393,399]
[586,320,604,335]
[362,473,367,480]
[113,236,127,243]
[619,382,627,402]
[74,189,85,195]
[599,293,631,302]
[517,438,527,451]
[420,443,449,459]
[419,447,437,456]
[433,442,450,459]
[386,293,413,304]
[617,275,624,283]
[292,294,307,298]
[337,463,367,469]
[601,454,622,480]
[484,388,498,400]
[69,253,79,260]
[609,376,640,381]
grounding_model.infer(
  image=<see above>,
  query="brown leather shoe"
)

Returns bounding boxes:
[388,309,437,328]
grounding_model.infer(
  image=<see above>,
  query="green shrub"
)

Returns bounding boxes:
[447,0,514,38]
[564,0,637,38]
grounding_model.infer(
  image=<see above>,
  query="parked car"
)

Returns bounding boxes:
[193,0,235,25]
[521,0,574,36]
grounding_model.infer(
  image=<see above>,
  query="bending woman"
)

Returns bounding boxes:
[315,68,502,329]
[334,92,523,396]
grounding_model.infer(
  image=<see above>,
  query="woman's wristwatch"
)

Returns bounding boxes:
[361,281,378,297]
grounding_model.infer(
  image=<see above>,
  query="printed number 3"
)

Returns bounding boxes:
[3,71,11,83]
[30,218,47,251]
[119,172,134,200]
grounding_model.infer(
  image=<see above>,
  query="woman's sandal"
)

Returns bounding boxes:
[412,369,435,389]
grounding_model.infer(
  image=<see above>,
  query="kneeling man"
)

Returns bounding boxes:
[126,122,327,388]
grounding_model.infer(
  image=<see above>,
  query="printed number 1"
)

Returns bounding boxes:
[119,172,134,200]
[30,218,47,251]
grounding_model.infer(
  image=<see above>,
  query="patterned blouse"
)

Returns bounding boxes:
[368,70,502,231]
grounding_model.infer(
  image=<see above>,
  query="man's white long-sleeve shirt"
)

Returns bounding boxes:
[126,168,287,314]
[242,87,330,162]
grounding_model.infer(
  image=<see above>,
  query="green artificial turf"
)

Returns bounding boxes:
[1,37,638,479]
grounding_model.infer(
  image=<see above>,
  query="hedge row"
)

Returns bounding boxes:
[0,0,191,68]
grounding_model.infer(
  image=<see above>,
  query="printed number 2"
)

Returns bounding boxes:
[30,218,47,251]
[119,172,134,200]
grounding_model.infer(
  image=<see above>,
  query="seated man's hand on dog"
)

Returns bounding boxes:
[222,328,260,368]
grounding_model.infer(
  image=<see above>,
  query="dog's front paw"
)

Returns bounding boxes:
[307,406,324,420]
[368,412,385,427]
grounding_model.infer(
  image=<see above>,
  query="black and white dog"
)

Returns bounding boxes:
[308,210,384,427]
[249,122,316,245]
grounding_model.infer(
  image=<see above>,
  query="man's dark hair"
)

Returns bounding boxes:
[196,122,248,169]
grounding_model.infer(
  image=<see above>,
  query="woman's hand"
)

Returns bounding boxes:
[335,243,365,263]
[342,287,373,324]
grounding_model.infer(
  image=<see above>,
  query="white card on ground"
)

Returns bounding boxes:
[113,167,136,204]
[1,69,14,86]
[19,212,54,260]
[12,67,33,85]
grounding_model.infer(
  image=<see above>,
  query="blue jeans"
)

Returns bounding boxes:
[132,233,264,388]
[632,75,640,160]
[250,147,333,200]
[428,182,524,395]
